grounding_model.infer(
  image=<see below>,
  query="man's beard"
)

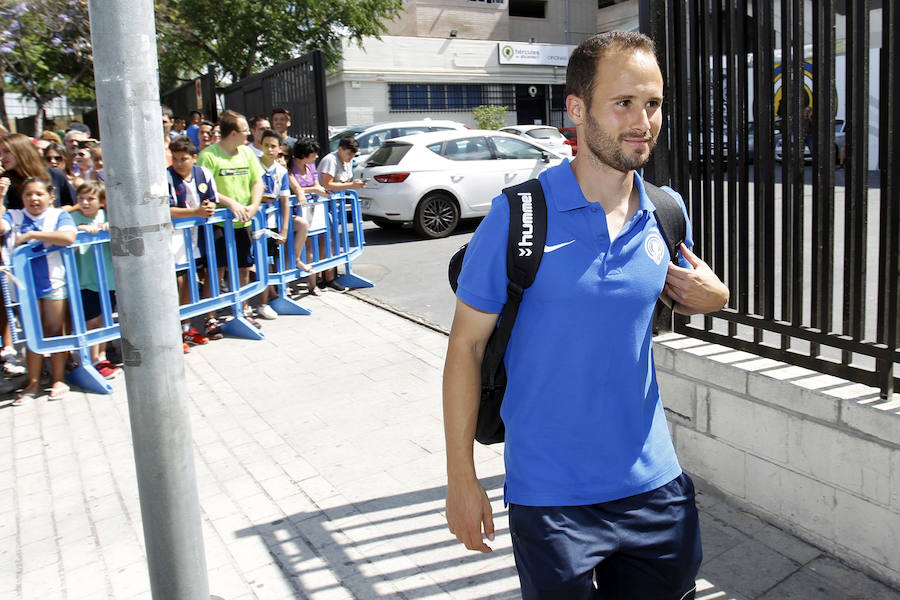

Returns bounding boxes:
[582,111,656,172]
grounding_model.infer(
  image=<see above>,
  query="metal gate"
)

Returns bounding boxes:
[160,67,217,122]
[221,50,329,153]
[642,1,899,398]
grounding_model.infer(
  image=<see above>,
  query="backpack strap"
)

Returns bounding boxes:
[643,181,687,265]
[480,178,548,387]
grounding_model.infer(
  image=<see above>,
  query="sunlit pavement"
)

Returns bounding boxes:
[1,292,896,599]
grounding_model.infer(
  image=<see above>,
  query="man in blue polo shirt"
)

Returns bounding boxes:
[443,31,729,599]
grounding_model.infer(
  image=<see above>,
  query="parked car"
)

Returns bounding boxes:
[356,129,566,238]
[498,125,574,157]
[558,127,578,155]
[328,120,468,167]
[774,121,844,164]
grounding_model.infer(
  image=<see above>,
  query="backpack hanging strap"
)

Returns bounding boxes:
[643,181,687,265]
[480,179,547,388]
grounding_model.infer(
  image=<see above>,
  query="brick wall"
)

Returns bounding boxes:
[655,333,900,588]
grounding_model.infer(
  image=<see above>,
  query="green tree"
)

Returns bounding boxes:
[472,105,508,130]
[0,0,94,135]
[154,0,404,89]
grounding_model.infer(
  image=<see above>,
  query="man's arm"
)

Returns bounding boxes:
[662,243,730,315]
[320,172,364,192]
[443,298,499,553]
[246,177,264,220]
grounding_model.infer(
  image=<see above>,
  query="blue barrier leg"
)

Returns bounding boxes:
[220,315,265,340]
[66,347,113,394]
[337,265,374,289]
[269,293,311,316]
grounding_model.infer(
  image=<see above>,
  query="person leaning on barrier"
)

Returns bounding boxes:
[288,137,331,296]
[167,136,219,349]
[0,177,77,404]
[196,109,265,328]
[443,31,729,599]
[70,181,119,379]
[255,128,311,320]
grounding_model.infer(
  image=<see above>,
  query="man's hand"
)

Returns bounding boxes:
[197,200,216,218]
[664,243,729,315]
[0,177,10,198]
[222,198,250,222]
[446,477,494,553]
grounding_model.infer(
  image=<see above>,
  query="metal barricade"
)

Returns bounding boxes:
[4,193,371,395]
[257,190,373,316]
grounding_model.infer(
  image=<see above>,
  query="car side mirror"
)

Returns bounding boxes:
[541,151,550,163]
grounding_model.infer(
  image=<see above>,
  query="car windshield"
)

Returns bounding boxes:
[329,127,369,151]
[366,143,412,167]
[526,128,563,141]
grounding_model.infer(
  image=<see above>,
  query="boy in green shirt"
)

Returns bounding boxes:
[197,109,264,326]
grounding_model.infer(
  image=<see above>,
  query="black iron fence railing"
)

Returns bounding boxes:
[160,67,217,123]
[222,50,329,155]
[643,1,898,398]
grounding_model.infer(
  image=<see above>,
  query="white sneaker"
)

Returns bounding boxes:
[1,346,17,362]
[257,304,278,320]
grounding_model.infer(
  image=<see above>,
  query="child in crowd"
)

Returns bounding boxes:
[88,144,104,182]
[167,136,219,350]
[289,137,331,295]
[256,128,311,319]
[71,181,118,379]
[0,178,77,403]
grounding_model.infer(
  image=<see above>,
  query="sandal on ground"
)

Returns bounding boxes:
[48,384,69,401]
[308,286,323,297]
[204,318,224,341]
[11,390,36,406]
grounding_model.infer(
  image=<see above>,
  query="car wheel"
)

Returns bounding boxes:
[371,217,403,230]
[414,193,459,239]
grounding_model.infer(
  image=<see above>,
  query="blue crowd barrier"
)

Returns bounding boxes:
[1,191,373,395]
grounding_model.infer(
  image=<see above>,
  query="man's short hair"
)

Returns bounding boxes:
[217,109,245,139]
[161,104,174,118]
[566,31,658,107]
[271,107,291,120]
[338,137,359,152]
[189,110,203,119]
[293,137,320,158]
[199,119,214,128]
[260,128,281,144]
[65,121,91,136]
[170,136,198,155]
[249,115,270,129]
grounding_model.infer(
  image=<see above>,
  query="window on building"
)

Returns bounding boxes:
[389,84,512,112]
[509,0,546,18]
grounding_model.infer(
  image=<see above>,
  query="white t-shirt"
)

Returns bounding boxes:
[318,151,353,184]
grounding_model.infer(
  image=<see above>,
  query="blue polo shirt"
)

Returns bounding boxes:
[456,161,694,506]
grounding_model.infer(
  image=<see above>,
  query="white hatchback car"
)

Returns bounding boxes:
[499,125,574,157]
[356,129,565,238]
[328,120,468,168]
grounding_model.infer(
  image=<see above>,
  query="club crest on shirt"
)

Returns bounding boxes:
[644,231,665,265]
[198,183,208,194]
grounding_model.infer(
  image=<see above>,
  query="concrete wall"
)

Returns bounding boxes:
[385,0,510,40]
[655,333,900,588]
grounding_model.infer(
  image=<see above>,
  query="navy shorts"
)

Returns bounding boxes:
[212,224,253,269]
[509,472,702,600]
[81,289,117,322]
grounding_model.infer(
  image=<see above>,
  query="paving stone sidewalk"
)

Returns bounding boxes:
[1,292,897,599]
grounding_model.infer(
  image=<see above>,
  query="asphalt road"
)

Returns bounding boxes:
[351,219,481,332]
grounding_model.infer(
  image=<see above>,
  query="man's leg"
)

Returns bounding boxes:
[593,473,702,600]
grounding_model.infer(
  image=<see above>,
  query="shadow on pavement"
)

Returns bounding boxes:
[362,219,481,247]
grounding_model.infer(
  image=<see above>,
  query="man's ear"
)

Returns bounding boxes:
[566,95,584,124]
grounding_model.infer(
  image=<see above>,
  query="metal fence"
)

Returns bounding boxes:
[221,51,329,153]
[643,1,898,398]
[160,66,218,122]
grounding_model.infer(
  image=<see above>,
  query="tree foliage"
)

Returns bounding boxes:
[472,105,509,130]
[155,0,404,89]
[0,0,94,132]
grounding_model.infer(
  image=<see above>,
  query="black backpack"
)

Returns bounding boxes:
[448,178,686,445]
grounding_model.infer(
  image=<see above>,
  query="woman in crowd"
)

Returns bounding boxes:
[288,137,332,296]
[1,133,77,209]
[43,142,82,188]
